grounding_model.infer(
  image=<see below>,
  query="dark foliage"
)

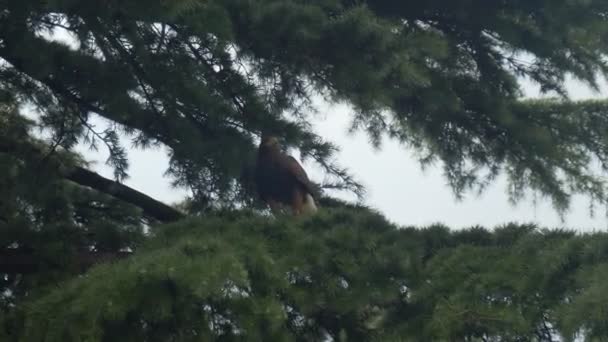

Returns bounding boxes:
[2,0,608,209]
[3,1,608,340]
[3,208,608,341]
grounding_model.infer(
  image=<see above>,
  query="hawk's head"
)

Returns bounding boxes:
[260,135,280,149]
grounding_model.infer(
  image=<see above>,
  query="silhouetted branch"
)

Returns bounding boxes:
[67,167,184,222]
[0,136,185,223]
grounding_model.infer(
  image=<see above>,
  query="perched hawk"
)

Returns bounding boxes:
[255,135,318,215]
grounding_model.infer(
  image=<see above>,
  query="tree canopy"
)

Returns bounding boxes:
[5,209,608,341]
[3,0,608,209]
[3,0,608,340]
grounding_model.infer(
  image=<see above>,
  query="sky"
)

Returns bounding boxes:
[72,74,608,232]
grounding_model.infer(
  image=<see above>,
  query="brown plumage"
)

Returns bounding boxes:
[255,136,318,216]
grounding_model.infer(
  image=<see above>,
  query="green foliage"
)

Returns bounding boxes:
[0,103,145,310]
[3,0,608,209]
[5,1,608,341]
[3,207,608,341]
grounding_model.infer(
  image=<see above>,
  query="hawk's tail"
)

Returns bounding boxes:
[303,193,318,213]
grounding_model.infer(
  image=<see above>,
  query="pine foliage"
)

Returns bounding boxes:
[4,1,608,340]
[0,100,146,310]
[3,0,608,208]
[3,208,608,341]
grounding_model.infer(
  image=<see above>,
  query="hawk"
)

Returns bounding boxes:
[255,135,318,216]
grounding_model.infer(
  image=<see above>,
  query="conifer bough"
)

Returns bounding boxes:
[2,0,608,210]
[0,135,184,223]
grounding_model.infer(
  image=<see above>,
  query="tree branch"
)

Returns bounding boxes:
[67,167,184,222]
[0,136,185,223]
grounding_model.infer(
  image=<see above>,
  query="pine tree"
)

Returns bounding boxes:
[3,0,608,340]
[5,210,608,341]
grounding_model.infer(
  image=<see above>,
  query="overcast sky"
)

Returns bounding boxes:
[72,73,608,232]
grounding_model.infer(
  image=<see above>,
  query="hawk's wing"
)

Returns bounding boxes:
[282,155,317,197]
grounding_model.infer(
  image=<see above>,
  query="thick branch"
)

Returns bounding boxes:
[67,167,184,222]
[0,136,185,223]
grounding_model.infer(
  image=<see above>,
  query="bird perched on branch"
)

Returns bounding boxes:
[255,135,318,216]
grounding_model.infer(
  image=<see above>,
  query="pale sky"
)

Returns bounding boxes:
[73,75,608,232]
